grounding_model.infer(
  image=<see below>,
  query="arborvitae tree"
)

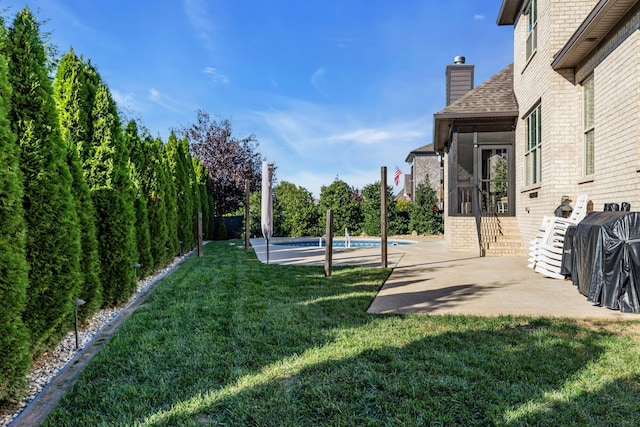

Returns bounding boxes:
[6,7,81,353]
[53,48,102,319]
[139,133,170,269]
[166,131,194,252]
[192,160,214,240]
[0,19,31,405]
[64,143,103,318]
[125,121,153,277]
[89,83,137,306]
[409,176,444,235]
[206,174,216,239]
[190,154,202,247]
[248,191,262,237]
[162,140,179,256]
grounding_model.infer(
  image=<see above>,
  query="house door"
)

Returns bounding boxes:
[476,145,513,216]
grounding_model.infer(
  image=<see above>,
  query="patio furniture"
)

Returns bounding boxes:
[528,194,589,279]
[573,211,640,313]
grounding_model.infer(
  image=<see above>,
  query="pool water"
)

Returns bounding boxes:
[272,239,412,248]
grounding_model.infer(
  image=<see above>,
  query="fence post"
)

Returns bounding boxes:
[325,209,333,277]
[198,212,203,256]
[245,179,250,250]
[381,166,388,268]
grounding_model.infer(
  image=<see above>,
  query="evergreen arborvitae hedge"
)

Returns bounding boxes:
[206,175,216,239]
[64,143,103,318]
[193,159,209,239]
[54,48,103,319]
[141,134,170,269]
[162,140,179,257]
[125,121,153,277]
[89,84,137,306]
[166,131,194,252]
[190,155,202,245]
[0,18,31,404]
[6,8,82,354]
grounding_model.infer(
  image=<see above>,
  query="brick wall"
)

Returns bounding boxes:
[512,0,621,244]
[445,216,479,251]
[413,154,442,203]
[576,25,640,211]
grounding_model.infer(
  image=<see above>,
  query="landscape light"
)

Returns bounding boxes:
[73,298,86,350]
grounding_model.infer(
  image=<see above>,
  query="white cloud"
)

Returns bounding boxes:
[111,89,150,114]
[474,14,485,20]
[203,67,230,84]
[147,88,195,113]
[241,96,431,197]
[183,0,215,50]
[310,67,328,96]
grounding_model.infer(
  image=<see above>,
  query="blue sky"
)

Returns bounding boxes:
[2,0,513,198]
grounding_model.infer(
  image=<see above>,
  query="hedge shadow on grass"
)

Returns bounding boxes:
[42,242,640,426]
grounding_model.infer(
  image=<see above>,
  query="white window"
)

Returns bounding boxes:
[526,0,538,60]
[583,75,594,176]
[525,104,542,185]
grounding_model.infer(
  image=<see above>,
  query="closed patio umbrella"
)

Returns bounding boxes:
[261,161,274,263]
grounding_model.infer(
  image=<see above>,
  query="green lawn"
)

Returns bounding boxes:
[45,240,640,426]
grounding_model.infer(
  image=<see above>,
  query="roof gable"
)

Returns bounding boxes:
[433,63,518,150]
[435,63,517,118]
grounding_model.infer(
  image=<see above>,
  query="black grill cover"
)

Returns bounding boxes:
[573,211,640,313]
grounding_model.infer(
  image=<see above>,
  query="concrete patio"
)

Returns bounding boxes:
[251,237,637,319]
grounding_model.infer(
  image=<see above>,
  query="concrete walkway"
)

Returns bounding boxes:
[251,237,637,319]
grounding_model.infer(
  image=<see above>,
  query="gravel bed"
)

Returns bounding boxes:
[1,249,196,427]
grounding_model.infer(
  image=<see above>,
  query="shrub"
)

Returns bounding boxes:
[0,19,30,404]
[6,7,81,353]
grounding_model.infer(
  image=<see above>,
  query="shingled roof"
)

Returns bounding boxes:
[433,63,518,151]
[405,143,436,162]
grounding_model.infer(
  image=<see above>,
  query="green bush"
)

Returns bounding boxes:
[166,132,195,251]
[161,142,179,257]
[125,121,153,277]
[0,20,30,404]
[6,7,81,353]
[65,143,103,318]
[215,218,228,240]
[53,49,104,318]
[89,84,137,307]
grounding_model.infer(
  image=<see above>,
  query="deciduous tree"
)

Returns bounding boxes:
[182,110,263,216]
[317,178,362,235]
[274,181,318,237]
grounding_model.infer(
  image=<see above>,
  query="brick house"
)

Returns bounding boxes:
[498,0,640,248]
[432,59,522,255]
[403,143,443,208]
[429,0,640,255]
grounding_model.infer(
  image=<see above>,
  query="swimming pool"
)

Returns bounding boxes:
[272,239,412,248]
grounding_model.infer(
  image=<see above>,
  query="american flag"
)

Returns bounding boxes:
[394,166,402,186]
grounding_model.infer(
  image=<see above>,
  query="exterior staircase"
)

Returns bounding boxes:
[480,216,526,256]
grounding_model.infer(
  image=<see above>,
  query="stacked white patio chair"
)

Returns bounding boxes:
[528,194,589,279]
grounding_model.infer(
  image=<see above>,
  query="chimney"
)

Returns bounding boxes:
[446,56,474,106]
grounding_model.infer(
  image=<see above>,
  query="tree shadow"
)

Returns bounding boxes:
[135,319,636,426]
[41,242,640,426]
